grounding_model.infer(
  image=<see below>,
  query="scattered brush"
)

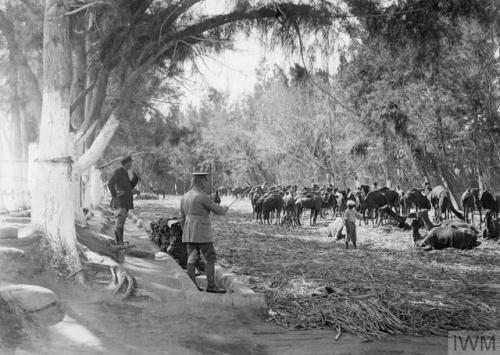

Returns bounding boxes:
[215,221,500,339]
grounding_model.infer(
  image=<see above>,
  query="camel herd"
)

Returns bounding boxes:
[218,183,500,251]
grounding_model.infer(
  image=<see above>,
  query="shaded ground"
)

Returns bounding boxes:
[3,195,499,354]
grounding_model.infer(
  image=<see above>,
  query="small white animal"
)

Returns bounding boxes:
[326,218,345,240]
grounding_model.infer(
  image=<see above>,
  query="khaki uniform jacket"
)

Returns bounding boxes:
[180,187,227,243]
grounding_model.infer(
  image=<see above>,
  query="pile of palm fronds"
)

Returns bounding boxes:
[261,270,499,339]
[215,220,500,339]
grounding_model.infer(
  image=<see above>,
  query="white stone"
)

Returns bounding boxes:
[154,252,169,261]
[0,247,25,258]
[18,226,43,239]
[0,284,65,326]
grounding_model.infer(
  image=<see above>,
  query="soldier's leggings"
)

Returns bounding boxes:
[114,208,129,230]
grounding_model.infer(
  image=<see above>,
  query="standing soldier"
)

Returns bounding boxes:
[107,155,140,245]
[180,172,228,293]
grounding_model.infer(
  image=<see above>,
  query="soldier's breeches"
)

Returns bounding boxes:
[187,242,216,265]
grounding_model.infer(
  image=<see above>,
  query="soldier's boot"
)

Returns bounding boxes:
[352,241,357,249]
[206,262,225,294]
[187,263,202,291]
[115,227,124,245]
[345,242,349,250]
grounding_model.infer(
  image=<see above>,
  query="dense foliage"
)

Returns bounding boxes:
[147,0,500,198]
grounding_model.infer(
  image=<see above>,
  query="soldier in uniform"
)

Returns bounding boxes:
[107,155,140,245]
[180,172,228,293]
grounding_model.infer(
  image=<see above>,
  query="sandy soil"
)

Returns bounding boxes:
[5,195,498,354]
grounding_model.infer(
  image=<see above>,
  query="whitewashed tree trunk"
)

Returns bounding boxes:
[73,173,86,225]
[27,143,38,207]
[72,138,86,225]
[89,166,103,208]
[9,49,28,210]
[72,111,119,222]
[31,0,80,271]
[20,108,29,207]
[73,111,119,174]
[0,128,8,210]
[82,170,91,209]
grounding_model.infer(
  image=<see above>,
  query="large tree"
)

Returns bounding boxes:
[3,0,340,272]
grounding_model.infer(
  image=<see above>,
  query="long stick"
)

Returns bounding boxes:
[227,199,238,208]
[97,151,146,169]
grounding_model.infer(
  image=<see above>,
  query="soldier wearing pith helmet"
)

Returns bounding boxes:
[179,171,229,293]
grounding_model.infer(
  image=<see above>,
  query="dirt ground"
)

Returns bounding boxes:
[5,195,499,354]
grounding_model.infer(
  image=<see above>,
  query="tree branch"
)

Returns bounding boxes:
[74,119,98,146]
[71,82,95,115]
[158,0,203,42]
[140,3,331,71]
[74,110,120,174]
[97,151,147,170]
[65,1,107,16]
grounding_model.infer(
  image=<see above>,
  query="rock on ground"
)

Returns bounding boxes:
[0,284,65,326]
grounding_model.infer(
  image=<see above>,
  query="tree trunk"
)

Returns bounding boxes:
[9,52,27,210]
[73,111,120,174]
[0,129,8,211]
[88,167,103,208]
[31,0,80,272]
[69,22,86,130]
[384,152,395,189]
[477,163,484,192]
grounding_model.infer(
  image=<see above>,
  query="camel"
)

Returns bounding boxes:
[320,192,337,218]
[429,185,464,222]
[378,187,400,212]
[262,194,284,224]
[377,207,438,230]
[476,190,498,224]
[461,189,476,224]
[411,222,481,250]
[402,188,431,214]
[362,190,388,226]
[296,195,324,226]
